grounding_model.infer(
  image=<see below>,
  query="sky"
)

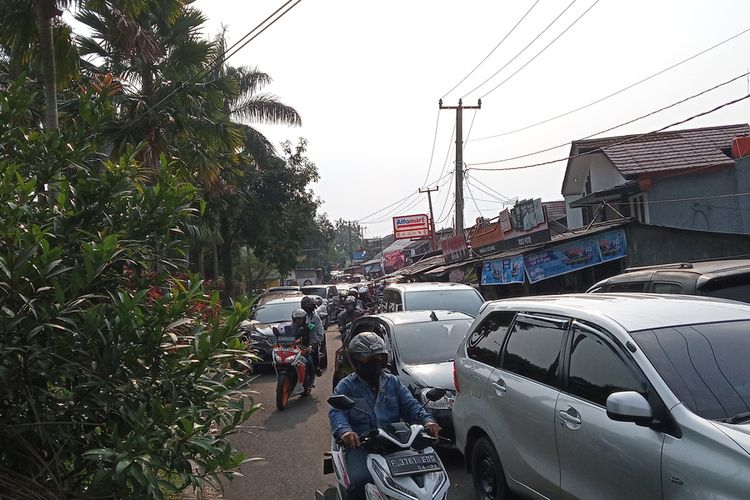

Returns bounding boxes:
[192,0,750,238]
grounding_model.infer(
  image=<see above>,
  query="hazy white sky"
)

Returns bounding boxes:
[192,0,750,238]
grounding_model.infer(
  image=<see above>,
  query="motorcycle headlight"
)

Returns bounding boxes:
[420,388,455,409]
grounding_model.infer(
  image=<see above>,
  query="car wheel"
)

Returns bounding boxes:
[471,437,508,500]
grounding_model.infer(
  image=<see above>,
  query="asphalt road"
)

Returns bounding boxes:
[223,325,476,500]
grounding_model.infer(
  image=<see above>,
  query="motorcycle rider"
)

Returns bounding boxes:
[301,295,325,377]
[285,308,316,389]
[328,333,440,500]
[337,295,363,331]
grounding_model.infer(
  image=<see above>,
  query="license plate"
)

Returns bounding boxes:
[386,452,442,476]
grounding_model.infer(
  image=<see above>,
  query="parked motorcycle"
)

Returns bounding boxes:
[315,389,451,500]
[271,325,314,411]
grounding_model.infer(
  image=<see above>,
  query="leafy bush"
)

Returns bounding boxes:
[0,83,258,498]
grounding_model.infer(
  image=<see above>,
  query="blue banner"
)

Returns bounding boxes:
[597,229,628,262]
[481,255,526,285]
[525,236,602,284]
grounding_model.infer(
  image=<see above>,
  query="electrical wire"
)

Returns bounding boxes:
[466,177,514,205]
[435,177,455,224]
[575,191,750,207]
[430,122,456,187]
[441,0,541,99]
[472,24,750,142]
[461,0,578,99]
[471,71,750,166]
[129,0,303,125]
[358,191,421,223]
[478,0,601,100]
[421,110,442,187]
[467,92,750,172]
[359,171,454,224]
[462,109,479,155]
[464,174,484,217]
[468,175,514,202]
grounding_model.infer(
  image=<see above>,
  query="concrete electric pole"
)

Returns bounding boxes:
[439,98,481,235]
[419,186,439,250]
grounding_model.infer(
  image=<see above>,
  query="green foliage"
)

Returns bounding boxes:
[0,81,258,498]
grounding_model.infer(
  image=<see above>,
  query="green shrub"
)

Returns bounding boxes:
[0,82,258,498]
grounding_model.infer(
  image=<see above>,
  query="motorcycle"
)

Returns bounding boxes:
[271,325,314,411]
[315,389,451,500]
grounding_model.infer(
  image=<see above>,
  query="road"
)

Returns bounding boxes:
[223,325,476,500]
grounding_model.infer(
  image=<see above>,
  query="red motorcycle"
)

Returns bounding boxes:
[272,326,314,411]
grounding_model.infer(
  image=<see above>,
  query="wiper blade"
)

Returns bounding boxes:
[723,411,750,424]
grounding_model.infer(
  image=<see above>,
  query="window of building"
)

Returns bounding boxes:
[629,192,650,223]
[466,311,516,367]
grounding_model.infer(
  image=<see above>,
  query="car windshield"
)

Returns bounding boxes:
[404,290,484,316]
[394,319,473,364]
[301,286,327,298]
[632,320,750,421]
[253,302,300,324]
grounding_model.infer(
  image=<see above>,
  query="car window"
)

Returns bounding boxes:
[392,319,474,364]
[466,311,516,367]
[385,290,402,312]
[253,302,299,323]
[566,324,646,406]
[700,275,750,303]
[501,315,566,388]
[651,282,685,294]
[632,320,750,421]
[300,286,327,297]
[403,289,484,316]
[609,281,647,292]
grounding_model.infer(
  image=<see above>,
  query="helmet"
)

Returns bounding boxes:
[314,296,324,306]
[300,295,316,312]
[344,295,357,306]
[291,308,307,320]
[348,332,387,369]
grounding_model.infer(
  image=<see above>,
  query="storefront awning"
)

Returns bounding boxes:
[569,180,640,208]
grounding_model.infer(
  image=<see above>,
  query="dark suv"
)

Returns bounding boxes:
[587,258,750,303]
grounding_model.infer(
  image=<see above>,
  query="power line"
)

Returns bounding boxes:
[431,122,456,186]
[441,0,541,99]
[466,177,514,204]
[471,71,750,166]
[464,174,484,217]
[130,0,303,125]
[467,92,750,172]
[472,24,750,141]
[462,0,577,99]
[576,191,750,207]
[421,109,442,187]
[358,191,421,223]
[468,175,513,202]
[463,109,479,154]
[359,171,454,224]
[478,0,601,100]
[435,177,455,224]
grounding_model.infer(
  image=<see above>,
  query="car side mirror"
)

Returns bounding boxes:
[606,391,653,425]
[328,394,355,410]
[425,388,447,402]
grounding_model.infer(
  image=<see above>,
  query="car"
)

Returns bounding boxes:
[331,310,474,443]
[587,258,750,303]
[267,285,300,293]
[253,289,303,307]
[382,282,485,317]
[300,284,338,300]
[240,296,327,370]
[453,293,750,500]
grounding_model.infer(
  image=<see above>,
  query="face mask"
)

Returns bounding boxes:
[357,357,386,384]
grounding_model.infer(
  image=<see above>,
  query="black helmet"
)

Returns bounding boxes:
[344,295,357,306]
[291,308,307,320]
[300,295,316,312]
[348,332,387,369]
[348,288,359,298]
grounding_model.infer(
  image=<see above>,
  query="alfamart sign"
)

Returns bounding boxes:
[393,214,430,240]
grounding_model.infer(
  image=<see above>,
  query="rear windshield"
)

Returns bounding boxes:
[301,286,328,298]
[700,275,750,304]
[632,320,750,421]
[253,302,299,324]
[404,289,484,316]
[394,319,474,364]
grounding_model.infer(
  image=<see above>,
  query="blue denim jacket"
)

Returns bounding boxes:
[329,372,435,440]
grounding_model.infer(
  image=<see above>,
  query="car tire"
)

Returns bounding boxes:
[471,437,508,500]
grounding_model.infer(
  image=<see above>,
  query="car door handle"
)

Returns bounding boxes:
[558,410,581,425]
[491,380,507,394]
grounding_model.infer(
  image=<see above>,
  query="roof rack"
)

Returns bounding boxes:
[621,262,693,273]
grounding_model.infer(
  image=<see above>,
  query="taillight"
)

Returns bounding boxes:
[453,358,460,393]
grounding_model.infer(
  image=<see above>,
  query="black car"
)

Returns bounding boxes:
[331,310,474,444]
[240,296,327,371]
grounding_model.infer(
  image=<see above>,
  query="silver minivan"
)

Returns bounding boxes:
[453,293,750,499]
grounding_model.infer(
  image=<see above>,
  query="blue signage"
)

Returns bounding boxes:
[481,255,526,285]
[524,228,628,284]
[351,250,367,262]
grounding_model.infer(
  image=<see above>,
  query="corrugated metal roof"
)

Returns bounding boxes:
[572,123,749,177]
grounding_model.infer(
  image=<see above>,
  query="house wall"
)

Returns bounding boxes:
[648,157,750,234]
[627,223,750,265]
[564,153,625,228]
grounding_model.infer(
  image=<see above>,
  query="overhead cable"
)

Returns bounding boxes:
[468,175,514,202]
[461,0,578,99]
[441,0,541,98]
[472,24,750,141]
[467,92,750,172]
[471,71,750,166]
[478,0,601,100]
[421,110,442,187]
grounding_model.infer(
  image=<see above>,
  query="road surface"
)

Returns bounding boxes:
[223,325,475,499]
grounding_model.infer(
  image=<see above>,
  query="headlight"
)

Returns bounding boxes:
[421,388,455,409]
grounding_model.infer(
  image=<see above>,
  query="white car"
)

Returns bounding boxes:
[382,282,485,317]
[453,293,750,499]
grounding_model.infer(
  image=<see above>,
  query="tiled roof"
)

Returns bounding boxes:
[543,200,567,221]
[572,123,750,177]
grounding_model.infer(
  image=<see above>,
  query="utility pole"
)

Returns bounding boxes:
[347,221,353,263]
[419,186,439,250]
[439,98,481,235]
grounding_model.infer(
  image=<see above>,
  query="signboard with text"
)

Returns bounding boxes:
[440,234,470,264]
[393,214,430,240]
[469,199,550,256]
[383,250,407,273]
[481,255,526,285]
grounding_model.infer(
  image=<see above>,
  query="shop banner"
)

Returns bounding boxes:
[383,250,407,273]
[525,236,602,284]
[441,234,469,264]
[481,255,526,285]
[597,229,628,262]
